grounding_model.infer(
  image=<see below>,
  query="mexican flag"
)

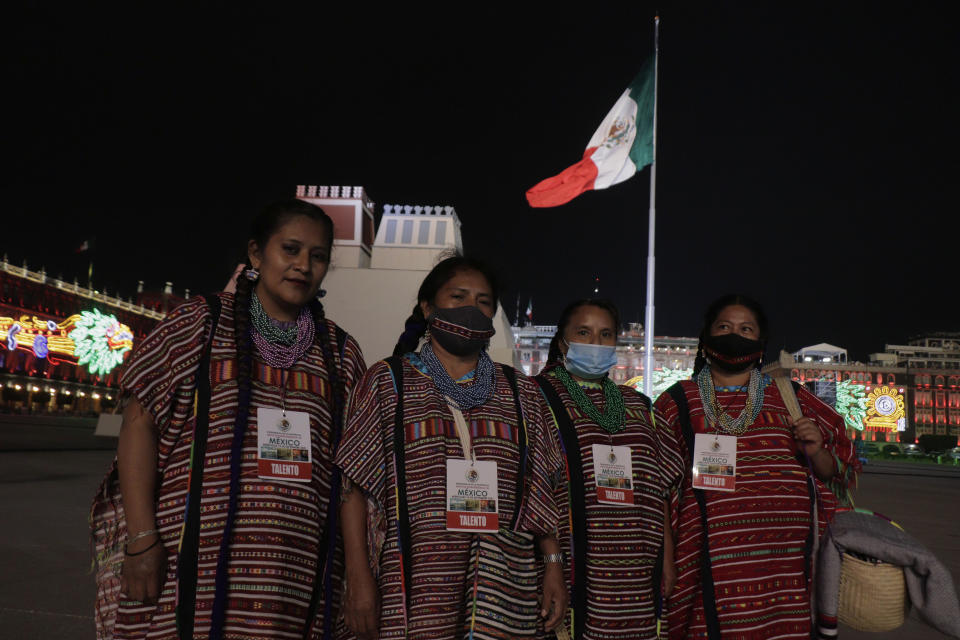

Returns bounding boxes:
[526,59,655,208]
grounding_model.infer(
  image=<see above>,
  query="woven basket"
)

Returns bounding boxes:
[837,552,909,631]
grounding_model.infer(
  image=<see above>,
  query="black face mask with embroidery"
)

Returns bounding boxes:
[428,306,495,356]
[704,333,763,372]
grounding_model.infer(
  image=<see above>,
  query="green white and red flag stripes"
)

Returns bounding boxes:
[526,59,655,208]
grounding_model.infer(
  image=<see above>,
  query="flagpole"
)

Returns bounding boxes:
[643,15,660,397]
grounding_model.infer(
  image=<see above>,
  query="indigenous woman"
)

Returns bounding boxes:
[335,256,567,640]
[654,294,859,640]
[535,299,684,640]
[91,200,366,639]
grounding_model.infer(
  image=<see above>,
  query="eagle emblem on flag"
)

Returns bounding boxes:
[601,117,633,150]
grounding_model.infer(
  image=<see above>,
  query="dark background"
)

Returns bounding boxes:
[6,4,956,358]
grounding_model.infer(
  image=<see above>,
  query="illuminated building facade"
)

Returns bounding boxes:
[0,258,169,415]
[883,333,960,441]
[511,324,556,375]
[768,344,907,443]
[767,336,960,445]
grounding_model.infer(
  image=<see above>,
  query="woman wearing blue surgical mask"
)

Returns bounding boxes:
[335,255,567,640]
[535,299,684,640]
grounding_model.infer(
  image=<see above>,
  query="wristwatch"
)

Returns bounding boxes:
[543,552,564,565]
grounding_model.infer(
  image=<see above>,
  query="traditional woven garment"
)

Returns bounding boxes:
[655,378,860,640]
[536,370,684,640]
[90,294,366,640]
[334,352,563,639]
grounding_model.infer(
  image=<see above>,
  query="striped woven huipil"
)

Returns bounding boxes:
[536,371,684,640]
[334,353,564,639]
[91,294,366,639]
[655,379,859,640]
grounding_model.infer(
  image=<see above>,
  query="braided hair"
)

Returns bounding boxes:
[546,298,621,366]
[210,199,337,636]
[231,198,335,447]
[692,293,769,376]
[392,254,501,357]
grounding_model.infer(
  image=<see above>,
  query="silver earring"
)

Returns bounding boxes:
[244,267,260,282]
[316,288,327,300]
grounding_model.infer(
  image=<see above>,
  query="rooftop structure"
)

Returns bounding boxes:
[793,343,848,363]
[0,257,166,321]
[372,204,463,270]
[882,332,960,370]
[296,185,375,268]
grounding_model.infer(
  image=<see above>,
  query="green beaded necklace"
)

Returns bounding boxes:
[553,365,626,433]
[250,291,298,345]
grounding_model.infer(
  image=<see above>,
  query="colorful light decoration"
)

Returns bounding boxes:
[69,309,134,376]
[0,308,134,376]
[625,368,694,399]
[864,385,906,432]
[834,380,868,431]
[33,334,49,358]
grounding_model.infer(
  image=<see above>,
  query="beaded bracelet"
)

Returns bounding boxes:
[125,536,162,557]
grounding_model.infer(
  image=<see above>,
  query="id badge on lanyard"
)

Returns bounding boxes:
[444,397,499,532]
[256,407,313,482]
[592,444,635,505]
[691,432,737,491]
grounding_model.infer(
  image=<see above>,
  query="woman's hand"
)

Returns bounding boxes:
[342,567,380,640]
[792,417,836,481]
[120,535,167,605]
[540,562,568,632]
[340,477,379,639]
[117,398,166,604]
[791,416,823,458]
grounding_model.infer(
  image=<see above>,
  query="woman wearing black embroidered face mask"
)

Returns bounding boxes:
[335,256,567,640]
[653,294,860,640]
[534,299,684,640]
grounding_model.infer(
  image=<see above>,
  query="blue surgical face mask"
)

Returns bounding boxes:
[563,340,618,379]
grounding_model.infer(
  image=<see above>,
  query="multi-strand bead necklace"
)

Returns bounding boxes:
[249,291,315,368]
[553,365,625,434]
[420,342,495,410]
[696,364,765,435]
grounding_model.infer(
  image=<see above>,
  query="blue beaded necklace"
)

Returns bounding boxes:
[420,342,495,410]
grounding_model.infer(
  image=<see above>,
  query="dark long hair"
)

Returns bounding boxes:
[211,200,341,633]
[546,298,621,365]
[392,255,501,357]
[233,199,335,423]
[692,293,769,375]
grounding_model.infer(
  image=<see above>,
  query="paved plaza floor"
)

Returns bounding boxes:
[0,449,957,639]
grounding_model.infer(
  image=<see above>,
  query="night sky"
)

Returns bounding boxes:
[7,5,957,360]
